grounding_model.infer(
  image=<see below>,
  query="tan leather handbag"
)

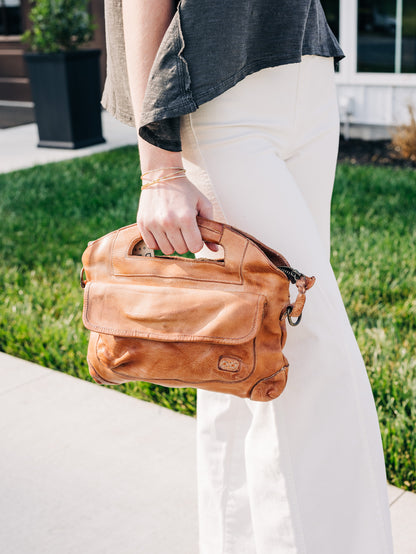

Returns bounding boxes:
[80,216,315,401]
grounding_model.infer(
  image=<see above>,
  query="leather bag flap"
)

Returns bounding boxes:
[83,282,266,344]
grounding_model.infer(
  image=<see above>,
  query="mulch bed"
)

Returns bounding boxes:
[337,137,416,169]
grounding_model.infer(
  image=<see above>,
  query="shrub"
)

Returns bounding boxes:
[21,0,96,53]
[390,103,416,162]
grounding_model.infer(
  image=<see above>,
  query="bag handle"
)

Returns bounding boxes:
[195,217,316,327]
[195,216,316,326]
[110,217,248,285]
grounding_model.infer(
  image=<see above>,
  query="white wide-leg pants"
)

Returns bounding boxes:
[180,54,394,554]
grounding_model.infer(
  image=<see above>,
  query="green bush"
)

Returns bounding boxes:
[21,0,96,53]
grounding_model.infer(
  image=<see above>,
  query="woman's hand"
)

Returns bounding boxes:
[137,174,219,255]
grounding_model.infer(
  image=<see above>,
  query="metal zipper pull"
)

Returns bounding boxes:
[277,266,304,284]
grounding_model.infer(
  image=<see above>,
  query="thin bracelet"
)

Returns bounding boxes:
[140,172,187,190]
[141,175,185,190]
[141,166,185,178]
[140,169,186,189]
[141,168,186,183]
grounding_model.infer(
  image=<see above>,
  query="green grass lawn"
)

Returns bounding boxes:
[0,145,415,491]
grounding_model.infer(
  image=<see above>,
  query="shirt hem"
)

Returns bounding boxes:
[100,97,136,128]
[138,49,346,152]
[194,50,344,104]
[138,126,182,152]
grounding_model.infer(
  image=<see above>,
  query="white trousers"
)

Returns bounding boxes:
[180,55,394,554]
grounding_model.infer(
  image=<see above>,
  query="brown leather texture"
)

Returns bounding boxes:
[80,216,315,401]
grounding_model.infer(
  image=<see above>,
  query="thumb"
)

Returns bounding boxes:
[195,193,219,252]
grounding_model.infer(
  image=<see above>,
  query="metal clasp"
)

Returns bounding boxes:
[285,305,302,327]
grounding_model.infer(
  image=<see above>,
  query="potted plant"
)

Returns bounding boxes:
[22,0,105,149]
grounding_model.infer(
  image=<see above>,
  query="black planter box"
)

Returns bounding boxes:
[24,49,105,149]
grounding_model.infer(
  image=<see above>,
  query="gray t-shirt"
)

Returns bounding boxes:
[137,0,345,152]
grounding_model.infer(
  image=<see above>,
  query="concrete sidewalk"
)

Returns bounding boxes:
[0,353,198,554]
[0,110,138,174]
[1,352,415,554]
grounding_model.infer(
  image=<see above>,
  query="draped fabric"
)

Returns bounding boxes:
[101,0,345,151]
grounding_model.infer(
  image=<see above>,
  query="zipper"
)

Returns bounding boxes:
[277,266,304,284]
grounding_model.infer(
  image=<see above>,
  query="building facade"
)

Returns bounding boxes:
[323,0,416,139]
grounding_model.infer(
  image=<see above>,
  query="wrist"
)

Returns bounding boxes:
[138,135,183,174]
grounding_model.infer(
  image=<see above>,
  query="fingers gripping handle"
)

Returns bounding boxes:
[109,218,246,282]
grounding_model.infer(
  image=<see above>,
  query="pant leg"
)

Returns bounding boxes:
[180,55,394,554]
[194,389,258,553]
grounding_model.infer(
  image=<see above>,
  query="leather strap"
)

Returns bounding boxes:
[285,274,316,325]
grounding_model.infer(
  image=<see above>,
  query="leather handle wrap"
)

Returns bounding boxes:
[196,215,224,244]
[288,275,316,319]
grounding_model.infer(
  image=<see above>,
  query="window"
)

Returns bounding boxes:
[0,0,22,35]
[402,0,416,73]
[357,0,416,73]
